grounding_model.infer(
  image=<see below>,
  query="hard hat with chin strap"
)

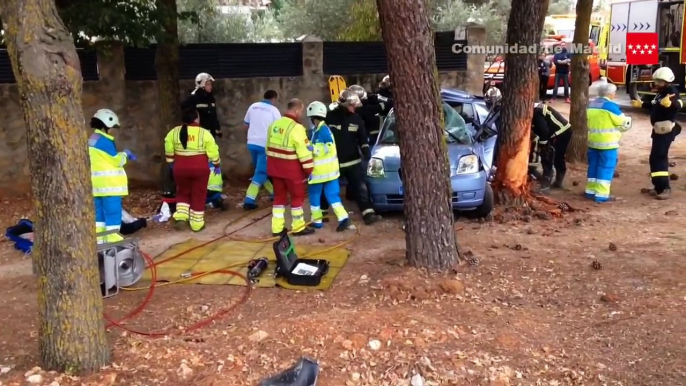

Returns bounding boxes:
[349,85,367,100]
[653,67,675,83]
[93,109,120,129]
[306,101,328,119]
[195,72,215,88]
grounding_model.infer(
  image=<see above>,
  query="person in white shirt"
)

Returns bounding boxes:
[243,90,281,210]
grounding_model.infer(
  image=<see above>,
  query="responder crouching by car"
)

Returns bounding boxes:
[348,84,393,145]
[644,67,683,200]
[326,89,382,225]
[531,102,572,190]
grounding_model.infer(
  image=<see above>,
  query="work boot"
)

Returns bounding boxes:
[321,210,330,223]
[292,227,315,236]
[537,176,552,192]
[363,213,382,225]
[192,224,205,232]
[551,172,566,189]
[243,202,258,211]
[336,218,350,232]
[173,219,189,230]
[656,189,672,200]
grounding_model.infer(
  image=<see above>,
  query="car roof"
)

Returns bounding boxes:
[440,88,481,103]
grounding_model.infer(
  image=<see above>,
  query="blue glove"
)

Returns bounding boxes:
[123,149,136,161]
[213,166,221,175]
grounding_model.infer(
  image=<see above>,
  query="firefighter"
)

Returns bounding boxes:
[181,73,222,138]
[349,84,393,145]
[326,89,382,225]
[89,109,136,244]
[531,103,572,190]
[645,67,683,200]
[165,108,221,232]
[585,82,632,202]
[377,75,392,99]
[306,101,351,231]
[266,98,315,236]
[206,162,226,210]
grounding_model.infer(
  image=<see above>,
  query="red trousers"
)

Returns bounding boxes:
[272,177,305,207]
[173,155,210,212]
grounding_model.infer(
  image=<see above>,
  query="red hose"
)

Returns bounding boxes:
[103,212,269,337]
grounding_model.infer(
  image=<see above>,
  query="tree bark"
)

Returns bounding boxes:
[0,0,110,373]
[376,0,461,270]
[493,0,550,205]
[567,0,593,163]
[155,0,181,190]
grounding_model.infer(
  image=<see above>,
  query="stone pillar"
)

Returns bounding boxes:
[465,24,487,95]
[298,35,329,102]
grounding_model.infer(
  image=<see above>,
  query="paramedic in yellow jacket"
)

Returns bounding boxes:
[88,109,136,244]
[165,108,221,232]
[306,101,350,231]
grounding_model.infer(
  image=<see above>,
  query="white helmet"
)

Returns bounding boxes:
[93,109,120,128]
[485,86,502,106]
[306,101,328,119]
[338,88,362,107]
[653,67,675,83]
[195,72,214,88]
[380,75,391,88]
[349,85,367,100]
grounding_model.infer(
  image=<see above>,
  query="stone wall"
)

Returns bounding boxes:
[0,25,485,192]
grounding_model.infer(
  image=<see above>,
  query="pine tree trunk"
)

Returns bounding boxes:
[0,0,110,373]
[567,0,594,163]
[376,0,461,270]
[493,0,550,205]
[155,0,181,190]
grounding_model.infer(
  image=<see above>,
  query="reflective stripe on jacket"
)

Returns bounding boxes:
[266,115,314,180]
[89,129,128,197]
[164,124,220,165]
[308,121,339,184]
[586,97,631,150]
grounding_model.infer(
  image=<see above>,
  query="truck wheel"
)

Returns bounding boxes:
[474,183,494,218]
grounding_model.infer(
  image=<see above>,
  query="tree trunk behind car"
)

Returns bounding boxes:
[568,0,594,163]
[376,0,461,270]
[493,0,550,205]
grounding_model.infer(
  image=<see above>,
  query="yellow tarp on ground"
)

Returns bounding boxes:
[140,238,350,290]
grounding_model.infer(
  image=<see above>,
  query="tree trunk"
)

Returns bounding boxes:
[567,0,593,163]
[0,0,110,373]
[493,0,550,205]
[155,0,181,190]
[376,0,461,270]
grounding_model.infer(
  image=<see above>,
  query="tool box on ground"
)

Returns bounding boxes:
[259,357,319,386]
[273,231,329,287]
[5,219,34,254]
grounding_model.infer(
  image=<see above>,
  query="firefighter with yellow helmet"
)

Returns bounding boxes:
[88,109,136,243]
[305,101,351,231]
[644,67,682,200]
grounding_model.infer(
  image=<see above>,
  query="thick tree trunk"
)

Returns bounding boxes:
[0,0,110,373]
[493,0,550,205]
[155,0,181,190]
[376,0,461,270]
[567,0,593,163]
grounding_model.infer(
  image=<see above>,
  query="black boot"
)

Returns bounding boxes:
[363,212,382,225]
[292,227,315,236]
[551,172,566,189]
[336,218,350,232]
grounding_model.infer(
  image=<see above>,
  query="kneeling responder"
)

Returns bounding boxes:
[206,162,226,210]
[349,84,393,145]
[306,101,351,231]
[585,82,632,202]
[327,89,382,225]
[89,109,136,244]
[181,73,222,138]
[646,67,683,200]
[266,98,315,236]
[165,108,221,231]
[532,102,572,190]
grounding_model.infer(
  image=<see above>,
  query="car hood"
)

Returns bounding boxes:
[372,143,477,172]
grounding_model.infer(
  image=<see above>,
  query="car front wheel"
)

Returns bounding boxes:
[474,183,494,218]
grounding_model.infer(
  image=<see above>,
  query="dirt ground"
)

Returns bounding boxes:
[1,103,685,386]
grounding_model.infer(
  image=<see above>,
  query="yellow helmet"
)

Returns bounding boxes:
[652,67,675,83]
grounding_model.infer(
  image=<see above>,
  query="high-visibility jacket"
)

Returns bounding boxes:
[164,124,220,165]
[207,162,223,192]
[308,121,339,184]
[266,114,314,180]
[586,97,631,150]
[88,129,129,197]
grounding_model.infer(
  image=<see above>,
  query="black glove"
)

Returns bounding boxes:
[361,146,371,161]
[215,131,223,138]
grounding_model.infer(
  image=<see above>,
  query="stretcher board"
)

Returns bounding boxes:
[329,76,346,103]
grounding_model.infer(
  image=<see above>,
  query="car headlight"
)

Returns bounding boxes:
[453,154,479,176]
[367,158,385,178]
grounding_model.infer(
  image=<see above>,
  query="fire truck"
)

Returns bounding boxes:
[606,0,686,107]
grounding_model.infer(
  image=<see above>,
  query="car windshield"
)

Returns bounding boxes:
[379,103,474,145]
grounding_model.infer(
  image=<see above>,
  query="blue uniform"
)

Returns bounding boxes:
[89,131,126,242]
